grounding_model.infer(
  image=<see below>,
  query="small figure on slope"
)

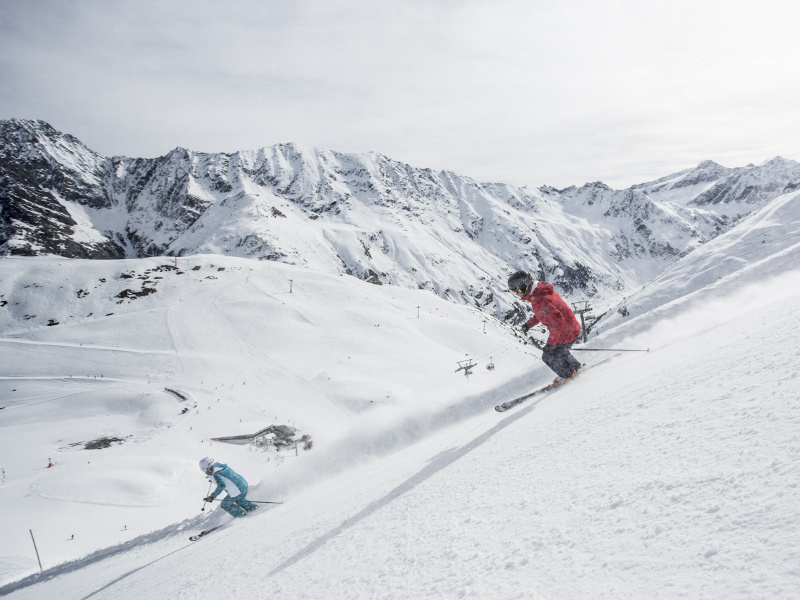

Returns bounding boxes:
[508,270,583,386]
[199,457,258,518]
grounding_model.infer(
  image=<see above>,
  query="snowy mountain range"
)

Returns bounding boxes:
[4,118,799,321]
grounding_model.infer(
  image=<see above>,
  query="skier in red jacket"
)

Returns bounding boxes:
[508,270,583,386]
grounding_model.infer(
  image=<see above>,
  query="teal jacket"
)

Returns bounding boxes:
[208,463,249,499]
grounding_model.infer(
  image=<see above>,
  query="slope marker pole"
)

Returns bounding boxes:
[29,529,42,572]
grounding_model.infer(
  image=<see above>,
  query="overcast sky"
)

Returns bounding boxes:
[1,0,798,189]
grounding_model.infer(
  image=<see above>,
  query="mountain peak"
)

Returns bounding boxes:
[762,156,798,168]
[573,181,611,192]
[696,159,722,170]
[1,118,61,142]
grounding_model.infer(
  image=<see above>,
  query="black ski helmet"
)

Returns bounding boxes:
[508,271,534,296]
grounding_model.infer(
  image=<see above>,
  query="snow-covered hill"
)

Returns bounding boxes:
[0,253,546,587]
[589,185,800,338]
[4,119,798,322]
[1,175,800,596]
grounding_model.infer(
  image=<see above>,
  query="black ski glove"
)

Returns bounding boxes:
[521,323,532,334]
[204,496,216,503]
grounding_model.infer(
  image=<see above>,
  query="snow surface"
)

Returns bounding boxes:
[1,194,800,598]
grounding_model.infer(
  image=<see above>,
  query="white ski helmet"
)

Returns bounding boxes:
[199,457,215,473]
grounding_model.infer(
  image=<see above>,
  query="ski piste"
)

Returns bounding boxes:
[189,525,224,541]
[495,354,620,412]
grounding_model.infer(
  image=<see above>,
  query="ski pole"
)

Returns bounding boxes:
[206,498,283,504]
[201,481,212,512]
[572,347,649,352]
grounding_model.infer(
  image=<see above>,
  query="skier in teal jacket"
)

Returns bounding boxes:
[199,457,258,518]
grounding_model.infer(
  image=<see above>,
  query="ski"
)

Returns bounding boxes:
[495,382,557,412]
[189,525,224,541]
[495,354,620,412]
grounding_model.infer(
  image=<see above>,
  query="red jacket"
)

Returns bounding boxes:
[522,282,582,345]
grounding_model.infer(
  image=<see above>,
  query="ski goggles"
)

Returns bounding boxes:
[509,285,529,297]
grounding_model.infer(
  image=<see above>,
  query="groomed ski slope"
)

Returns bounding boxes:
[2,262,800,598]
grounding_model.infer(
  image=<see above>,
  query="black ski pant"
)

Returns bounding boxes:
[541,338,583,379]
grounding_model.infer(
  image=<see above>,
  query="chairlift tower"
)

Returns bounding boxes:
[455,359,476,376]
[571,301,595,343]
